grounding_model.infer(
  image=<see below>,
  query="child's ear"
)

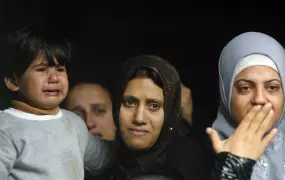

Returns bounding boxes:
[4,74,20,92]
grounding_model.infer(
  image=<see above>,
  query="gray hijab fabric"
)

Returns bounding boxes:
[212,32,285,180]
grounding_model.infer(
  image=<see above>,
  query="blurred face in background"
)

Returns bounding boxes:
[66,83,116,141]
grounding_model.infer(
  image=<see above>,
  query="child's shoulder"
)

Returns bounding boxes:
[0,109,23,136]
[0,109,17,123]
[61,108,80,118]
[60,109,86,127]
[60,109,89,139]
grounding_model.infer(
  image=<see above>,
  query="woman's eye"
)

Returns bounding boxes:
[123,99,137,108]
[148,103,160,111]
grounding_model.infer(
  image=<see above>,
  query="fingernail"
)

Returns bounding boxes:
[206,128,211,134]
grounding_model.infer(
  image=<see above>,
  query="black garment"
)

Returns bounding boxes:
[163,131,214,180]
[211,152,256,180]
[131,175,172,180]
[191,105,216,164]
[84,167,115,180]
[109,130,213,180]
[111,55,190,179]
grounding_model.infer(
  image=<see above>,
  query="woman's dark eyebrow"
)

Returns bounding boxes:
[146,98,163,104]
[70,105,83,112]
[235,79,281,85]
[235,79,254,85]
[265,79,281,83]
[123,95,138,100]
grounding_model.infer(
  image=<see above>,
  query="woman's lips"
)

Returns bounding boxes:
[128,128,149,136]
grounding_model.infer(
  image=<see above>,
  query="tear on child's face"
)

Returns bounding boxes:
[17,56,69,110]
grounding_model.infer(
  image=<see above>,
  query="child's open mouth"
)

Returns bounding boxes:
[43,90,60,96]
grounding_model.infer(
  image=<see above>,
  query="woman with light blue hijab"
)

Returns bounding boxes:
[208,31,285,180]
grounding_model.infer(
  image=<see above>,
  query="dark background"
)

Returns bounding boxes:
[0,4,283,127]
